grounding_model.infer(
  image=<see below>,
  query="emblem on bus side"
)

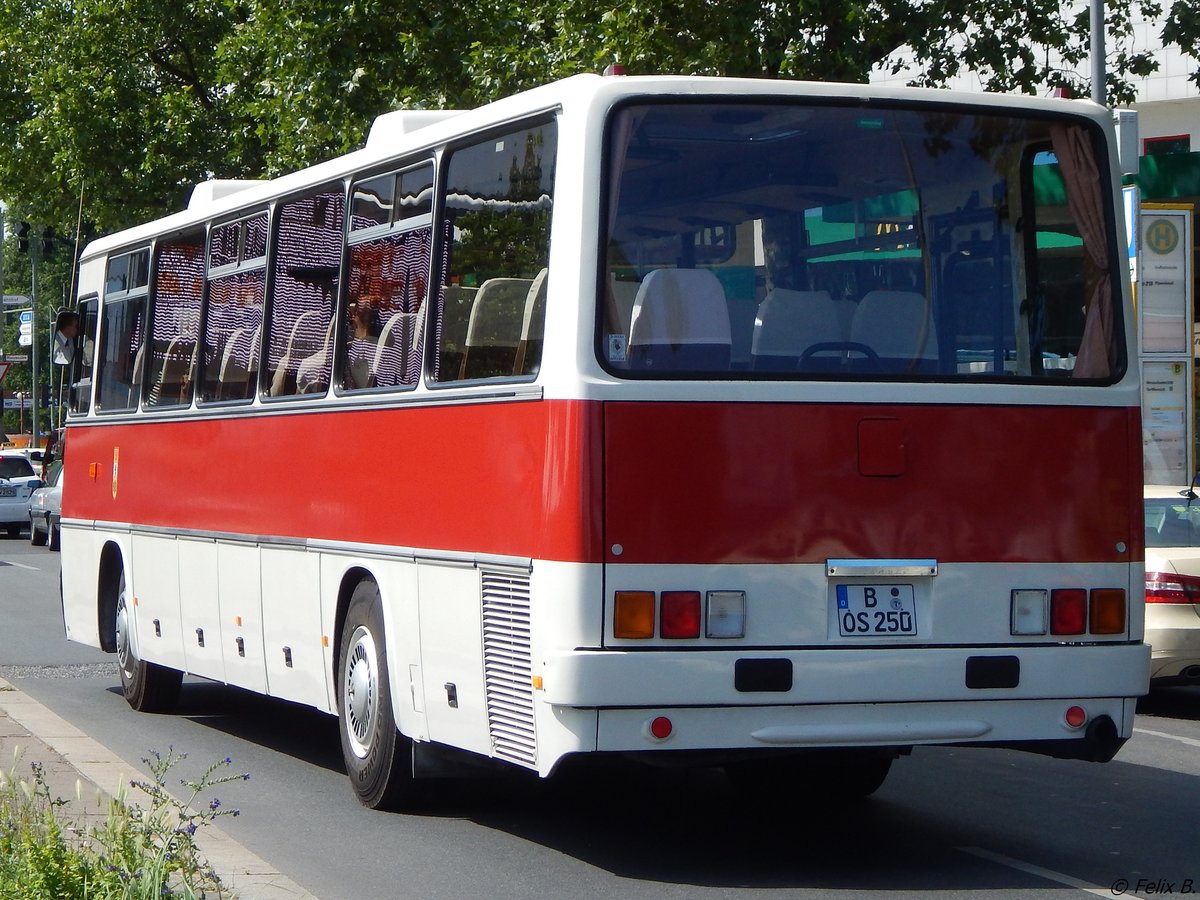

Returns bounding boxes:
[112,447,119,500]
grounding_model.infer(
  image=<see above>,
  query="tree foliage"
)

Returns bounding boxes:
[1,0,1199,432]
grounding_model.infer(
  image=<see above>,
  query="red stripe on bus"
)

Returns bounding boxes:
[62,399,1140,566]
[603,402,1141,565]
[62,399,604,564]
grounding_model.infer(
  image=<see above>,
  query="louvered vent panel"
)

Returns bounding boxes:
[482,570,537,767]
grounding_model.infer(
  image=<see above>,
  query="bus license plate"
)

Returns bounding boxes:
[836,584,917,636]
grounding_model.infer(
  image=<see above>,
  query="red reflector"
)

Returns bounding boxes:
[1065,705,1087,728]
[650,716,673,739]
[660,591,701,639]
[1050,589,1087,635]
[1145,571,1200,604]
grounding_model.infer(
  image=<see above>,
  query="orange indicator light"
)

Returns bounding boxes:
[614,591,655,638]
[1089,589,1126,634]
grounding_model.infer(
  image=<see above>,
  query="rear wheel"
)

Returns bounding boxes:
[5,524,19,538]
[114,569,181,712]
[337,579,420,810]
[29,518,46,546]
[726,749,894,802]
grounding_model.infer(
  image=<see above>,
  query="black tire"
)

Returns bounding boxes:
[30,518,46,546]
[337,579,419,810]
[114,568,182,712]
[5,524,19,538]
[48,521,60,552]
[726,749,894,802]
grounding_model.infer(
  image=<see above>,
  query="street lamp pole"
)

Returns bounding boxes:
[29,244,39,449]
[1091,0,1106,106]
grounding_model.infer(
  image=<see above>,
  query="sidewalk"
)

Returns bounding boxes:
[0,676,317,900]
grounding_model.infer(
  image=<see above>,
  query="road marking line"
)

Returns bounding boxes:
[1134,726,1200,748]
[958,846,1113,896]
[1,561,38,571]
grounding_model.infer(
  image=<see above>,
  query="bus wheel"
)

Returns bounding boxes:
[726,749,894,801]
[113,569,181,712]
[338,580,418,810]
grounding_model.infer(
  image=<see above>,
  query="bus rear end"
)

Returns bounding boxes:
[552,83,1147,793]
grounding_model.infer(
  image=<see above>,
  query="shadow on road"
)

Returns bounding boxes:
[106,680,345,774]
[1137,684,1200,721]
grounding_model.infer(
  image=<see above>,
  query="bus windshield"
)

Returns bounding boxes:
[601,101,1124,382]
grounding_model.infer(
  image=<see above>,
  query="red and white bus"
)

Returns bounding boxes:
[59,72,1149,809]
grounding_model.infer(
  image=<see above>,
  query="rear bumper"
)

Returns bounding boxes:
[592,697,1136,761]
[541,643,1151,708]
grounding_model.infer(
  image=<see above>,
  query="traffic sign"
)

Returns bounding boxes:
[0,362,9,385]
[18,310,32,324]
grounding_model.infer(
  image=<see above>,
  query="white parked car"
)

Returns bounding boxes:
[0,453,42,538]
[1143,485,1200,685]
[29,460,63,550]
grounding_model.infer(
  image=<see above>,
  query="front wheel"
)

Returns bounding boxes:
[114,569,181,712]
[338,580,421,810]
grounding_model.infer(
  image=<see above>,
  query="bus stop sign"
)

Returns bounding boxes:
[0,362,10,385]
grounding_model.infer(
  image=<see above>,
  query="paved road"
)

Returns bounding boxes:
[2,533,1198,900]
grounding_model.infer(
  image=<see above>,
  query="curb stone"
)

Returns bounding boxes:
[0,677,318,899]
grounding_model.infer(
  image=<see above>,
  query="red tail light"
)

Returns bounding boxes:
[1146,571,1200,604]
[660,591,701,639]
[1050,589,1087,635]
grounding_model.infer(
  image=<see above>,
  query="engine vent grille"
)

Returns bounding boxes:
[482,569,536,767]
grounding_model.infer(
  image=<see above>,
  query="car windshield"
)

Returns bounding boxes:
[602,101,1123,381]
[0,457,35,479]
[1145,498,1200,548]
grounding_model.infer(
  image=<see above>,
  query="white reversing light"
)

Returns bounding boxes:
[1011,589,1048,635]
[706,591,746,638]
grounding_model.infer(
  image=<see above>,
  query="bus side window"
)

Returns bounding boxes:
[201,214,267,403]
[265,187,344,398]
[95,248,150,412]
[67,297,99,416]
[434,118,556,383]
[339,164,432,393]
[145,231,205,408]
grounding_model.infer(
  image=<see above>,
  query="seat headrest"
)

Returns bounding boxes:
[630,269,730,346]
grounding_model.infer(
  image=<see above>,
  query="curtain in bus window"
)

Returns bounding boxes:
[1050,125,1115,379]
[146,236,204,407]
[435,119,556,383]
[201,270,264,402]
[341,228,431,391]
[267,189,343,397]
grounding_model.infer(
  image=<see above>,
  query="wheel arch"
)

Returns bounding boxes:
[332,566,377,679]
[97,540,124,653]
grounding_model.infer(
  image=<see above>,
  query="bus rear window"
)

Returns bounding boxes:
[601,102,1124,382]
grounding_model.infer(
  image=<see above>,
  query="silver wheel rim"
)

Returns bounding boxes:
[344,625,379,760]
[115,582,131,674]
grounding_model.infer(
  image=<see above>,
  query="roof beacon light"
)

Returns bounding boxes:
[603,64,626,77]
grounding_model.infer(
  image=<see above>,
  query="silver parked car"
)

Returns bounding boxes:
[1144,485,1200,685]
[0,453,42,538]
[28,460,63,550]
